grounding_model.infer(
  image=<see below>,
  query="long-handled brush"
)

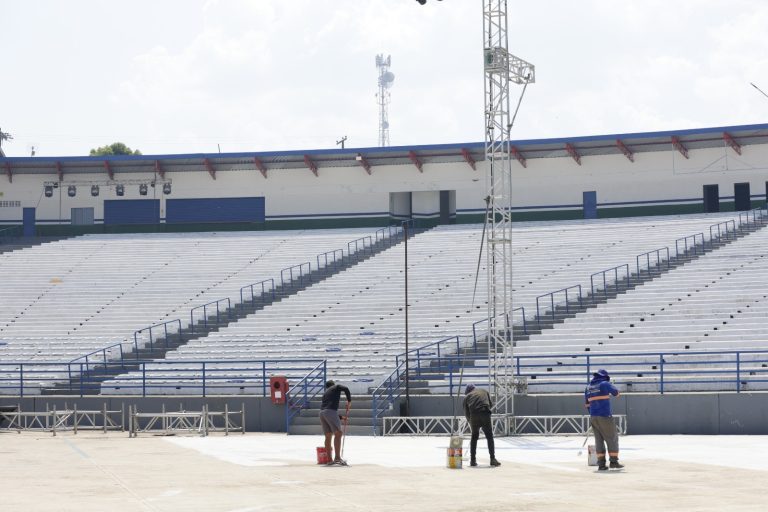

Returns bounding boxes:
[577,427,592,457]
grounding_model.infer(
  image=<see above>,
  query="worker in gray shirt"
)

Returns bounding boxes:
[463,384,500,467]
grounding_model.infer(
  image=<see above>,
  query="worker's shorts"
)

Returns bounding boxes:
[319,408,342,434]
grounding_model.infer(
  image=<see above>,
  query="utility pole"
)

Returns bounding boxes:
[336,136,348,149]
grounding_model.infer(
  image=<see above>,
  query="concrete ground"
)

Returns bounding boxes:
[2,432,766,512]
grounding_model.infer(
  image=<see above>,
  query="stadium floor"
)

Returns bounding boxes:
[3,432,766,511]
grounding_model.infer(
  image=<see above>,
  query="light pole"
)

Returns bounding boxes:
[403,221,410,416]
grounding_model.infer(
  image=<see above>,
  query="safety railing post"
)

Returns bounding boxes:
[659,355,664,394]
[202,362,207,398]
[736,352,741,393]
[262,361,267,396]
[142,363,147,398]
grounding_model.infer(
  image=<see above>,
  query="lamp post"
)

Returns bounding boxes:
[404,221,410,416]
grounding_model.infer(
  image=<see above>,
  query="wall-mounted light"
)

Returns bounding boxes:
[139,184,148,196]
[163,183,171,195]
[67,185,76,197]
[90,185,99,197]
[116,184,124,196]
[44,185,53,198]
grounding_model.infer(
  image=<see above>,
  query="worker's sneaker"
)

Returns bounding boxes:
[490,459,501,467]
[609,460,624,469]
[597,461,608,471]
[470,459,478,467]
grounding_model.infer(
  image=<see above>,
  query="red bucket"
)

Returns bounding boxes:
[316,447,329,465]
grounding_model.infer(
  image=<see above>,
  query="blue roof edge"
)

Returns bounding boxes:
[2,122,767,163]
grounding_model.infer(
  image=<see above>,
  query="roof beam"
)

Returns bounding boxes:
[723,132,742,155]
[304,155,318,177]
[408,151,423,173]
[616,139,634,162]
[155,160,165,179]
[254,157,267,178]
[203,158,216,180]
[356,154,372,175]
[461,148,476,171]
[4,162,11,183]
[565,143,581,165]
[103,160,114,180]
[671,136,689,159]
[55,161,63,182]
[510,146,527,168]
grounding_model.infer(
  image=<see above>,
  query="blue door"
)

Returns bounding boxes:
[22,208,35,237]
[104,200,160,225]
[583,191,597,219]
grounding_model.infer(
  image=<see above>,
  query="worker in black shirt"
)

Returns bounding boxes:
[463,384,500,467]
[319,380,352,465]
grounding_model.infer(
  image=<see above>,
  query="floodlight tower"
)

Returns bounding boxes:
[376,54,395,147]
[482,1,535,418]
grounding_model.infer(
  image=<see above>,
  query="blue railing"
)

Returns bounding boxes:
[375,224,404,245]
[636,247,670,277]
[133,319,183,356]
[371,359,406,435]
[674,233,705,258]
[395,336,463,378]
[0,358,327,397]
[280,262,312,289]
[347,236,374,259]
[590,264,631,301]
[411,349,768,395]
[535,285,583,327]
[284,360,327,432]
[190,298,232,333]
[239,278,276,309]
[316,249,344,272]
[709,220,736,244]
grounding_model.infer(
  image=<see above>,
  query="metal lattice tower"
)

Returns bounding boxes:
[376,54,395,147]
[483,0,535,417]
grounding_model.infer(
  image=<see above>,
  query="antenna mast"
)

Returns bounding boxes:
[483,0,535,418]
[376,54,395,147]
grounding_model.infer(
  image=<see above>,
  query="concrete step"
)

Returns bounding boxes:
[288,424,376,436]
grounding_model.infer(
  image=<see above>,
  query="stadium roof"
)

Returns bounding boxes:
[1,122,767,181]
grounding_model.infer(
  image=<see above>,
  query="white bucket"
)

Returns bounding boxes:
[587,444,598,466]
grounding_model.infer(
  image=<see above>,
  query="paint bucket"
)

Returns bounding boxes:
[447,436,463,469]
[587,445,598,466]
[316,447,329,465]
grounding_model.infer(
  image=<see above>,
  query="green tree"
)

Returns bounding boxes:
[89,142,141,156]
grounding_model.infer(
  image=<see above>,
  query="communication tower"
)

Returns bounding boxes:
[376,54,395,147]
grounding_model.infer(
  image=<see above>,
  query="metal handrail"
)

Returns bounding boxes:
[635,247,670,277]
[239,278,276,309]
[316,249,344,272]
[674,233,705,258]
[738,207,766,230]
[280,262,311,289]
[284,360,327,432]
[371,359,406,435]
[709,220,737,244]
[590,264,631,301]
[133,319,183,356]
[395,336,462,378]
[347,236,374,259]
[535,285,583,327]
[190,298,232,333]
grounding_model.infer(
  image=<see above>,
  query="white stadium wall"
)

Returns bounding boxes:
[1,132,767,235]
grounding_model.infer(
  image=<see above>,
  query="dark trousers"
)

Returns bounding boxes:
[469,411,495,460]
[590,416,619,459]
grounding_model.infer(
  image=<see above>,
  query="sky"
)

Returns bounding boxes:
[2,0,768,157]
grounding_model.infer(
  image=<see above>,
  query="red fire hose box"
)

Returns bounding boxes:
[270,376,289,404]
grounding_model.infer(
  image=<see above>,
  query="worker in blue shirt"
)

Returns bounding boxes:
[584,369,624,471]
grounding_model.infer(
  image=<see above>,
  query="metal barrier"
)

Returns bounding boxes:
[371,361,406,435]
[674,233,705,258]
[129,403,244,437]
[374,224,404,246]
[511,415,627,436]
[284,360,327,431]
[239,278,276,309]
[635,247,670,277]
[590,264,631,301]
[133,319,183,356]
[316,249,344,272]
[709,220,737,244]
[0,403,124,435]
[738,207,767,230]
[382,415,508,436]
[69,343,126,373]
[190,297,232,332]
[535,285,583,327]
[280,262,311,289]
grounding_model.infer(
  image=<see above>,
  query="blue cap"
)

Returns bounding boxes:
[465,384,476,394]
[593,369,610,380]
